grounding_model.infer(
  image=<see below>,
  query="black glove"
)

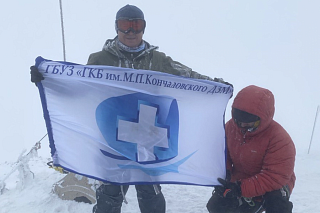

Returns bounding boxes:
[217,178,242,198]
[213,77,233,88]
[30,66,44,83]
[213,77,233,98]
[213,170,231,197]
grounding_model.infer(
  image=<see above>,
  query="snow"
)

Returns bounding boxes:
[0,149,319,213]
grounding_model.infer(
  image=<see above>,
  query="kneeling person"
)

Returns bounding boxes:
[207,85,296,213]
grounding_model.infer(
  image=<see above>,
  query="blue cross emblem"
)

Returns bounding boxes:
[96,93,179,164]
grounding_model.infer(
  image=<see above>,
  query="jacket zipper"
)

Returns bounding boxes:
[241,130,247,145]
[131,53,135,69]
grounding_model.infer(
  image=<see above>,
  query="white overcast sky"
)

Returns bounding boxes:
[1,0,319,162]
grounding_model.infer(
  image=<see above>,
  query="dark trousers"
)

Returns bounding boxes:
[207,188,293,213]
[263,189,293,213]
[93,184,165,213]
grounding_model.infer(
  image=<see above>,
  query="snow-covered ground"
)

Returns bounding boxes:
[0,148,319,213]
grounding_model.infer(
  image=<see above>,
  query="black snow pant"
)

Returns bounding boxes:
[92,184,165,213]
[263,189,293,213]
[207,187,293,213]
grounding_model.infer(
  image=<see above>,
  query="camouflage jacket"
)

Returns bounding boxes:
[87,37,212,80]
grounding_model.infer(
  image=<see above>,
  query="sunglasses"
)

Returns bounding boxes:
[116,19,146,34]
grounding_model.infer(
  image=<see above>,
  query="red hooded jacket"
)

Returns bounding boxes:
[225,85,296,198]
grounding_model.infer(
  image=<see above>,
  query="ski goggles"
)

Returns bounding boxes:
[235,119,261,132]
[116,19,146,34]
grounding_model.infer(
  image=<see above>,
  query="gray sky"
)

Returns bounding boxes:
[1,0,319,162]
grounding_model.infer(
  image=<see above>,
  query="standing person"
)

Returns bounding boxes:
[206,85,296,213]
[31,4,230,213]
[88,4,218,213]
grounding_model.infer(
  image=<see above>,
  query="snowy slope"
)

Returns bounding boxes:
[0,149,319,213]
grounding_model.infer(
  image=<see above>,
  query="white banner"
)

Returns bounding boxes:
[35,56,233,186]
